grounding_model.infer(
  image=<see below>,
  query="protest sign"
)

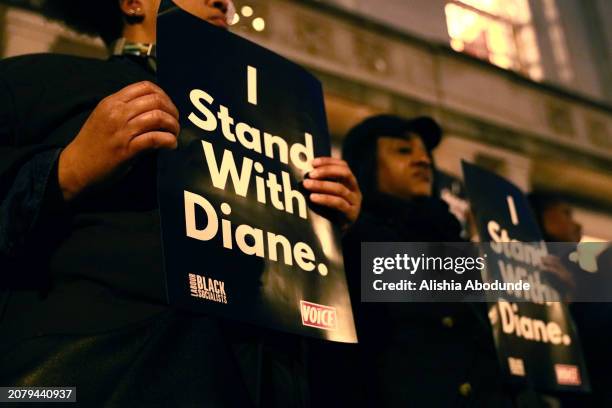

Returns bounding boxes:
[462,162,589,391]
[156,7,357,343]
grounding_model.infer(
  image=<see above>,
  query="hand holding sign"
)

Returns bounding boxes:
[305,157,362,228]
[59,81,180,201]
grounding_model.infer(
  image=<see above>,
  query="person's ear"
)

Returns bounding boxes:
[119,0,146,22]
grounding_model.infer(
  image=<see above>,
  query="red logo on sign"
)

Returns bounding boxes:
[555,364,581,386]
[300,301,337,330]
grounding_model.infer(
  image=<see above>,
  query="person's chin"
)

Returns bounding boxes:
[207,17,229,29]
[410,181,432,197]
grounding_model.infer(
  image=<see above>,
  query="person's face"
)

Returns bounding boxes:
[133,0,232,29]
[541,203,582,242]
[172,0,233,28]
[376,134,433,200]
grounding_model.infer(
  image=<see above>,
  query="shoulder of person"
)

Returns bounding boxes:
[0,53,108,76]
[0,54,118,146]
[0,53,114,104]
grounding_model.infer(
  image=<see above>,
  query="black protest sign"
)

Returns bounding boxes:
[156,8,357,343]
[462,162,589,392]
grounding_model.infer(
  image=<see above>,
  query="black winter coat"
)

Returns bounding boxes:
[313,194,514,408]
[0,53,307,408]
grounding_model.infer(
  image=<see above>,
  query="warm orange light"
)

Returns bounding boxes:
[241,6,254,17]
[444,0,541,79]
[252,17,265,32]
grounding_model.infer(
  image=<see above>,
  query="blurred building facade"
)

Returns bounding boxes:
[0,0,611,241]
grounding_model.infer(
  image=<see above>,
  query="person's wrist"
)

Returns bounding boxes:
[57,145,84,202]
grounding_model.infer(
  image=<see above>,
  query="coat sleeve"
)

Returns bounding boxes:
[0,67,70,287]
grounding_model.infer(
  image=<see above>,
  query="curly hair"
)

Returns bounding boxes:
[41,0,124,45]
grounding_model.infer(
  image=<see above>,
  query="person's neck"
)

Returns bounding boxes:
[122,24,156,44]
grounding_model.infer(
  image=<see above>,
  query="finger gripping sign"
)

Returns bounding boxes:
[462,162,589,392]
[157,7,357,343]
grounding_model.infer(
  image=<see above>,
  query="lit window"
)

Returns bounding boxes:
[445,0,543,80]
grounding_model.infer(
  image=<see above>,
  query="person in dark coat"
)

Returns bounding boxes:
[0,1,362,406]
[528,192,612,407]
[337,114,515,407]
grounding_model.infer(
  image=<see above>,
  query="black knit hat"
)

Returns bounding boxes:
[342,115,441,160]
[342,114,442,197]
[41,0,124,45]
